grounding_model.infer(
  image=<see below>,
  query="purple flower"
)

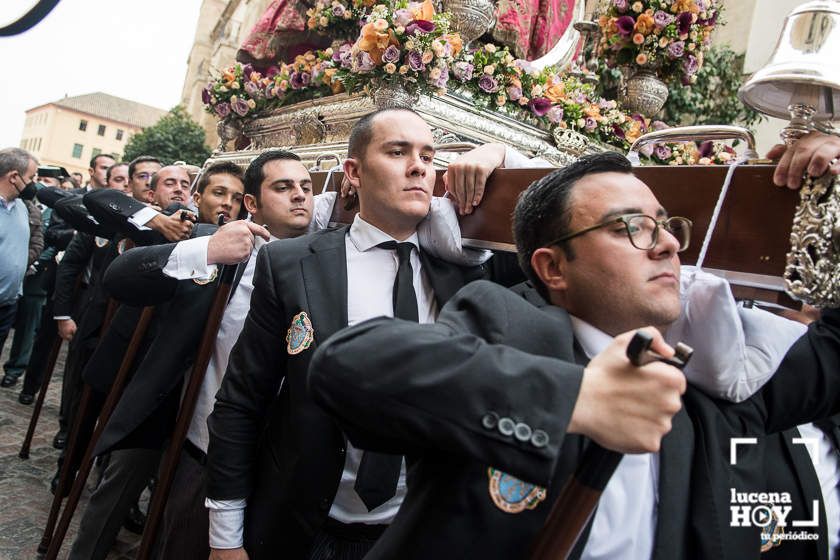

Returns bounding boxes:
[584,117,597,131]
[434,68,450,89]
[354,51,376,73]
[242,63,255,78]
[699,140,714,158]
[651,120,669,131]
[264,85,276,99]
[201,87,212,104]
[631,113,648,133]
[546,106,564,124]
[612,124,626,139]
[300,72,311,86]
[290,72,304,89]
[244,81,261,97]
[382,45,401,64]
[653,10,674,28]
[613,0,628,11]
[264,66,280,78]
[333,4,345,17]
[406,19,436,35]
[615,15,635,37]
[394,8,413,27]
[452,61,474,81]
[677,11,693,35]
[667,41,685,59]
[214,102,230,118]
[408,50,425,71]
[231,98,250,116]
[506,85,522,101]
[683,54,699,75]
[478,74,499,93]
[529,97,552,117]
[654,145,672,160]
[639,144,654,157]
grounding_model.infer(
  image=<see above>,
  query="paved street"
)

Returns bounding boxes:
[0,335,141,559]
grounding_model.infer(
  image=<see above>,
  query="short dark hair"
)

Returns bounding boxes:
[196,162,244,194]
[105,162,128,183]
[61,176,80,189]
[243,150,301,201]
[513,151,633,298]
[90,153,115,169]
[347,108,423,159]
[128,155,162,178]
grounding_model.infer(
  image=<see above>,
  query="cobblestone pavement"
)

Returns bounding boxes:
[0,333,141,559]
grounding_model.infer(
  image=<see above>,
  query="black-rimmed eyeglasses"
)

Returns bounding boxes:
[549,213,693,252]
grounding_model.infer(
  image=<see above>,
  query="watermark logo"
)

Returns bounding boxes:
[729,437,822,551]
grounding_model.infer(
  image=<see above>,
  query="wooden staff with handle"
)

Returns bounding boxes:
[135,256,238,559]
[530,331,693,560]
[42,305,155,559]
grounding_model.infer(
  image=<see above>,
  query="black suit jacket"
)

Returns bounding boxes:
[308,280,840,560]
[206,225,486,558]
[92,223,233,455]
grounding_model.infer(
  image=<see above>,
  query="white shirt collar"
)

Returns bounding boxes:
[348,214,419,253]
[569,315,614,359]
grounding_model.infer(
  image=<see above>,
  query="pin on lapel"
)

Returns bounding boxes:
[287,311,314,355]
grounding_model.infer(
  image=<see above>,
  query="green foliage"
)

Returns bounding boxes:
[122,106,212,165]
[663,46,763,129]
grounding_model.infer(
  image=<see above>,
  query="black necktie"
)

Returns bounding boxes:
[353,241,418,511]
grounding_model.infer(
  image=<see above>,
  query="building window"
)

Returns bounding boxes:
[92,148,102,157]
[97,124,106,136]
[72,143,84,159]
[79,119,88,131]
[36,138,42,151]
[116,129,124,141]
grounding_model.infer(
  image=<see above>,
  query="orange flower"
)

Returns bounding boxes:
[443,33,463,57]
[584,104,601,118]
[634,13,655,35]
[358,23,398,63]
[411,0,436,21]
[632,33,645,45]
[544,83,565,103]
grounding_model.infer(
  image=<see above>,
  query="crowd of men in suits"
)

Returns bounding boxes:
[0,109,839,560]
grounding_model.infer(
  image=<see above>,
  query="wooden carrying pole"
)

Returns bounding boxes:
[135,263,237,560]
[43,305,155,559]
[18,335,63,460]
[36,296,121,554]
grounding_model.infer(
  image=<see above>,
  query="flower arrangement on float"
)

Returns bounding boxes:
[202,0,736,162]
[595,0,722,83]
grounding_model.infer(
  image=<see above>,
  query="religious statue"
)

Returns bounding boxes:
[237,0,579,66]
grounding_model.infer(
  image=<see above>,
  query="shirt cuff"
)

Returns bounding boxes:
[310,191,337,233]
[503,146,555,169]
[162,236,217,280]
[127,206,158,230]
[206,498,246,549]
[54,316,71,321]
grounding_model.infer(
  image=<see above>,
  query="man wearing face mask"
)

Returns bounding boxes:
[0,147,39,355]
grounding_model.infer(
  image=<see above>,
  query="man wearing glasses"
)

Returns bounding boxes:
[308,151,840,559]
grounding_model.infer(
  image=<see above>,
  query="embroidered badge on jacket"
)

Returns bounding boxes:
[487,467,546,513]
[286,311,314,355]
[193,267,218,285]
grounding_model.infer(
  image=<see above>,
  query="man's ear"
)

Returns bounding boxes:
[243,193,259,216]
[531,246,568,294]
[343,158,361,192]
[192,191,201,208]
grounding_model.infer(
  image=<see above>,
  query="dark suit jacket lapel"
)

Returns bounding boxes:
[652,408,693,560]
[783,427,829,560]
[301,227,349,343]
[418,250,470,308]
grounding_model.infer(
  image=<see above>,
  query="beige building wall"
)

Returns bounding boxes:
[20,105,141,178]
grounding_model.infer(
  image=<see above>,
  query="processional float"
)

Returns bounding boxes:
[109,1,840,558]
